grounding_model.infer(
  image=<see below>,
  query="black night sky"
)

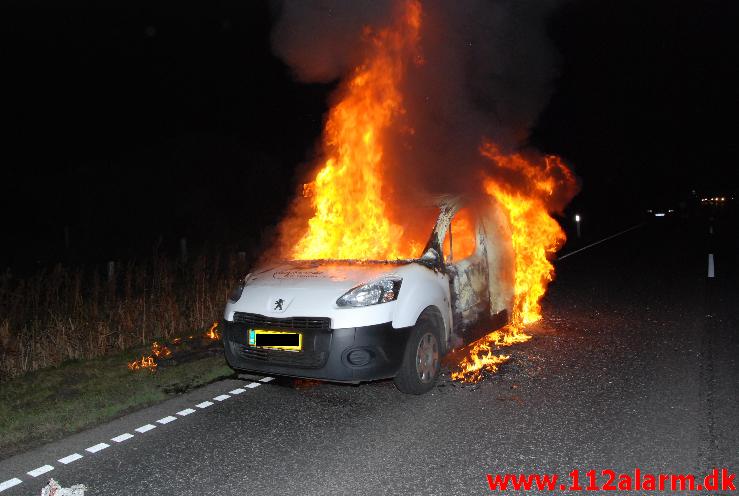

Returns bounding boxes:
[2,0,738,269]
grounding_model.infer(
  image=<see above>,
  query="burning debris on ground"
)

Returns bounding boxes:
[127,322,222,372]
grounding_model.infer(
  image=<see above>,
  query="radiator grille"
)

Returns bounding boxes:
[233,312,331,331]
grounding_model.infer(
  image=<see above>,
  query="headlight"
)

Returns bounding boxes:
[336,276,402,308]
[228,274,249,303]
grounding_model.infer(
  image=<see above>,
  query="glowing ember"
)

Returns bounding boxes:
[205,322,221,340]
[290,0,423,261]
[151,341,172,359]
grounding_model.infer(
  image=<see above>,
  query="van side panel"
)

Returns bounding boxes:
[391,264,451,346]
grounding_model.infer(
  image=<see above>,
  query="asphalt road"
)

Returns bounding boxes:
[1,206,736,495]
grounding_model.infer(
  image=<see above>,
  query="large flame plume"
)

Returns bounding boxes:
[291,1,423,261]
[275,1,578,382]
[451,143,576,382]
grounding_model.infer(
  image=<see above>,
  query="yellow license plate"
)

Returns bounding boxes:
[247,329,302,351]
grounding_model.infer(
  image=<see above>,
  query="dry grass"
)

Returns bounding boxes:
[0,250,249,380]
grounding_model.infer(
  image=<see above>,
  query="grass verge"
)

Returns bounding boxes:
[0,346,234,460]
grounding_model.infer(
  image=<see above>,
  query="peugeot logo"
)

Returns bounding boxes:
[273,298,285,311]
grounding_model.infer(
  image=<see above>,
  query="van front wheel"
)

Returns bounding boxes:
[393,313,441,394]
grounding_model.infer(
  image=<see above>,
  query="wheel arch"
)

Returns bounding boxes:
[395,304,448,354]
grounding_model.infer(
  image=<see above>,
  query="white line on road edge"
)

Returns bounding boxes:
[557,223,645,261]
[4,381,263,492]
[708,253,715,278]
[27,465,54,477]
[0,478,22,492]
[85,443,109,454]
[58,453,83,464]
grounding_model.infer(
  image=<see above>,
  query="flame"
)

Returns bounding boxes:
[205,322,221,340]
[451,143,575,382]
[151,341,172,359]
[290,0,423,261]
[442,207,476,261]
[128,341,171,372]
[273,2,577,382]
[128,354,157,372]
[482,144,573,326]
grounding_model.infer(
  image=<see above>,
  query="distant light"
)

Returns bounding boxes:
[668,209,674,213]
[646,209,653,213]
[575,214,581,222]
[720,197,726,201]
[654,213,666,217]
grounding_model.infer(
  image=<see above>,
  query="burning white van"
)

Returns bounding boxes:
[221,197,513,394]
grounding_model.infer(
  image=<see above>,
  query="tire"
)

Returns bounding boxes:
[393,310,442,395]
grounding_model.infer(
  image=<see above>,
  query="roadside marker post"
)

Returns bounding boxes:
[107,261,115,282]
[180,237,188,263]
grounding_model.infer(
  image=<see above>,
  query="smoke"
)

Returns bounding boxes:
[271,0,567,205]
[271,0,396,83]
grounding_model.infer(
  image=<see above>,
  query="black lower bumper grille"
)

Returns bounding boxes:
[237,345,327,368]
[233,312,331,331]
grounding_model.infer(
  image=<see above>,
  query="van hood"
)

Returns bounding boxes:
[246,261,408,292]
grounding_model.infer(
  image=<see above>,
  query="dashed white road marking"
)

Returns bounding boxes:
[0,478,22,492]
[27,465,54,477]
[708,253,715,278]
[111,433,134,443]
[58,453,83,464]
[5,380,264,490]
[86,443,109,454]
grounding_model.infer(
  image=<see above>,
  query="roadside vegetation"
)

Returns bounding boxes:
[0,249,250,457]
[0,344,234,459]
[0,250,248,380]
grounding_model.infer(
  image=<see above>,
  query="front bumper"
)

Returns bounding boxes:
[222,318,412,383]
